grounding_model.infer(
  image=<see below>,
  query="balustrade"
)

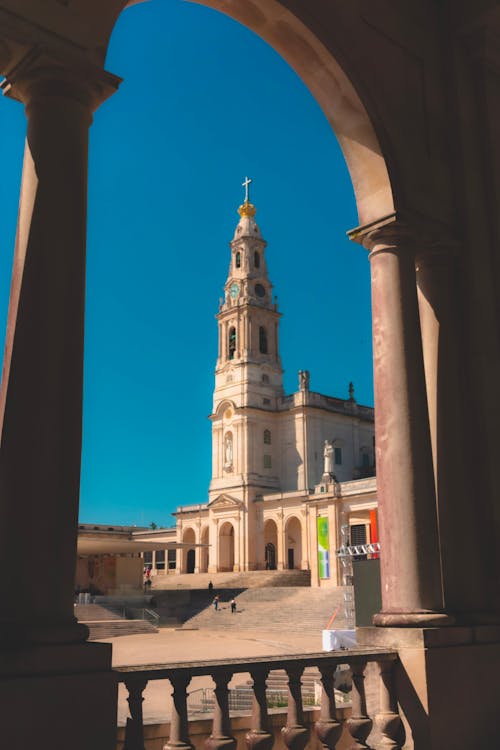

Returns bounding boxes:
[116,650,400,750]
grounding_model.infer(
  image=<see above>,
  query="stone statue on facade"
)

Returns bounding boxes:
[224,433,233,467]
[298,369,310,391]
[323,439,334,475]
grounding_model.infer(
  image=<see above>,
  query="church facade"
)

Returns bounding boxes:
[164,189,378,587]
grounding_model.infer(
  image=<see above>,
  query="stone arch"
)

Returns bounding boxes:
[184,0,394,225]
[200,525,209,573]
[285,515,302,570]
[264,518,278,570]
[182,527,196,574]
[218,521,235,572]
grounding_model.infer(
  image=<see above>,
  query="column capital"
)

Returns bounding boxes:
[1,49,121,113]
[348,211,459,263]
[347,212,413,253]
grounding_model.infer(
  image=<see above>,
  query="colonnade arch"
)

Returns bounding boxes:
[0,0,490,656]
[218,521,235,572]
[264,519,278,570]
[182,528,196,574]
[285,516,302,571]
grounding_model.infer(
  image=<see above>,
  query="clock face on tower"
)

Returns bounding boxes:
[229,282,240,299]
[255,283,266,298]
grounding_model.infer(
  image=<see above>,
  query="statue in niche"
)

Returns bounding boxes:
[298,369,310,391]
[224,433,233,467]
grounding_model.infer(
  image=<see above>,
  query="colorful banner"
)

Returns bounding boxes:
[317,517,330,578]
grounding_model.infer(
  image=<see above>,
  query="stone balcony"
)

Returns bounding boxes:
[115,648,402,750]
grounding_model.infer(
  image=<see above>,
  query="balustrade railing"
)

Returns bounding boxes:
[115,649,403,750]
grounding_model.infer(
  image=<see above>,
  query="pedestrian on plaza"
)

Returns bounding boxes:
[213,594,219,611]
[230,598,236,613]
[208,580,213,592]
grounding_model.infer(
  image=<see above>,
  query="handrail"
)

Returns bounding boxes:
[115,647,397,680]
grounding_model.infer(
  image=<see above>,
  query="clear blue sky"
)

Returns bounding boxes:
[0,1,373,528]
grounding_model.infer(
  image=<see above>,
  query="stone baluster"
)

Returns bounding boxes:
[165,672,194,750]
[281,665,309,750]
[245,667,273,750]
[314,664,343,750]
[375,660,404,750]
[205,670,237,750]
[346,661,372,750]
[123,677,148,750]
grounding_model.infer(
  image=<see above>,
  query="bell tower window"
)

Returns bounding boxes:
[235,251,241,269]
[259,326,268,354]
[229,327,236,360]
[254,251,260,268]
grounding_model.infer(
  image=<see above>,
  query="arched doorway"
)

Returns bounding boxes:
[285,516,302,570]
[264,519,278,570]
[265,543,276,570]
[182,528,196,574]
[200,526,209,573]
[218,522,235,572]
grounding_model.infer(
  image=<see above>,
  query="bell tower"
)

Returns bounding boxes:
[208,180,283,571]
[214,178,283,412]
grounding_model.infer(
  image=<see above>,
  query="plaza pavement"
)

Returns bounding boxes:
[103,627,324,726]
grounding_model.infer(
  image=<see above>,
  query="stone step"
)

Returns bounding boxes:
[85,619,159,640]
[177,586,351,633]
[74,603,123,622]
[151,569,311,591]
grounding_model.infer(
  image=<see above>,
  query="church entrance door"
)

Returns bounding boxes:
[288,548,294,570]
[186,548,195,574]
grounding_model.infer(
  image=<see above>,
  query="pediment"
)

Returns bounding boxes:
[208,494,244,510]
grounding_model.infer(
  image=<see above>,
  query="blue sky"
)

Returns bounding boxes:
[0,0,373,528]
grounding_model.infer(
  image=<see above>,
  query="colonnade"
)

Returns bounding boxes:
[0,50,493,652]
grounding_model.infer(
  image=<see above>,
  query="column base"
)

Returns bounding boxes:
[373,611,455,627]
[0,641,116,750]
[356,625,500,749]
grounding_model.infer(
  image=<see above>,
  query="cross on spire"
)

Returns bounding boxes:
[242,176,253,203]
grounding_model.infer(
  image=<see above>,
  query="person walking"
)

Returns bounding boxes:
[230,598,236,613]
[213,594,219,611]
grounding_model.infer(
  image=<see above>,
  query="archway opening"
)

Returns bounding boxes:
[182,528,196,574]
[264,519,278,570]
[285,516,302,570]
[219,522,235,572]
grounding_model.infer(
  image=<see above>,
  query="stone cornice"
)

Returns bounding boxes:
[1,47,121,111]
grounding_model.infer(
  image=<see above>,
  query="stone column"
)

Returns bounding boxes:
[416,239,497,621]
[0,57,120,644]
[276,510,284,570]
[349,215,450,625]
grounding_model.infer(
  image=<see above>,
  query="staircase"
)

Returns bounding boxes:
[75,603,159,639]
[171,586,350,633]
[151,570,311,590]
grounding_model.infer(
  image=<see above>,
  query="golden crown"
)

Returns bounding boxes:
[238,200,257,218]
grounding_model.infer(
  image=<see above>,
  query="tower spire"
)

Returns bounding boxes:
[242,176,252,204]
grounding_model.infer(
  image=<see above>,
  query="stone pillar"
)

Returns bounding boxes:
[276,511,284,570]
[281,665,308,750]
[0,52,120,750]
[349,215,450,625]
[0,56,120,645]
[416,239,497,621]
